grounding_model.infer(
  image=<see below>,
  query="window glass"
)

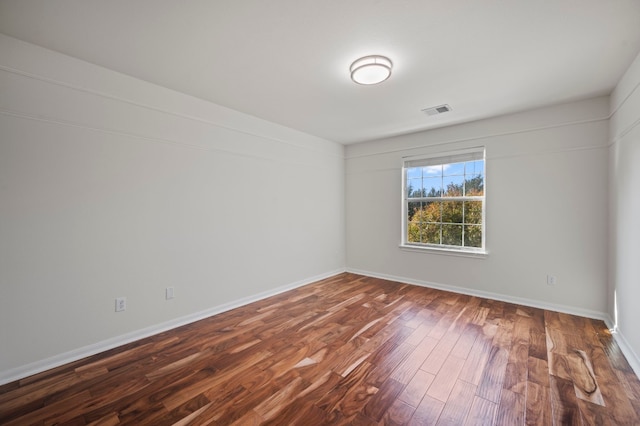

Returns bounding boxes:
[403,148,485,252]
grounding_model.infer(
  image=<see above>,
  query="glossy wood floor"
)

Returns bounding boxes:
[2,273,640,425]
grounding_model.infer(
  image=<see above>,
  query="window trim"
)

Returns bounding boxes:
[400,147,487,255]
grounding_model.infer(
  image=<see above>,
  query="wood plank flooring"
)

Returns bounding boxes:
[1,273,640,425]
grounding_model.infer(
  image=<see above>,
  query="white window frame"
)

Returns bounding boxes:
[400,147,487,256]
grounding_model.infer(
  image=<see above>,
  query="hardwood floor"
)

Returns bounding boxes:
[1,273,639,425]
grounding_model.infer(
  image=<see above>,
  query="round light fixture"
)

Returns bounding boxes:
[350,55,393,85]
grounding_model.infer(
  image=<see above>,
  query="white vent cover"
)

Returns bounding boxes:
[422,104,452,116]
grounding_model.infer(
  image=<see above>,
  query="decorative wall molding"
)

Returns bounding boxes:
[345,142,609,176]
[609,115,640,147]
[345,116,610,160]
[610,63,640,119]
[0,107,330,168]
[0,65,342,158]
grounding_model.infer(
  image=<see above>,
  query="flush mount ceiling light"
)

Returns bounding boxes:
[350,55,393,85]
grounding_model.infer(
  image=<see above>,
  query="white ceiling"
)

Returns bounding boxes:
[1,1,640,145]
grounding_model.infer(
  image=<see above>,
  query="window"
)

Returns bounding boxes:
[402,148,486,253]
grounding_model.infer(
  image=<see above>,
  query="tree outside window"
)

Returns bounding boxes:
[403,149,485,252]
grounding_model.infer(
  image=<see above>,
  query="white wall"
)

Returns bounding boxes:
[0,34,345,382]
[346,97,610,317]
[609,50,640,373]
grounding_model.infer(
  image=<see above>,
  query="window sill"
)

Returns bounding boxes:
[399,244,489,259]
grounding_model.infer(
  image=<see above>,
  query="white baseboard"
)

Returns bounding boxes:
[347,268,609,320]
[0,268,346,386]
[5,267,638,385]
[603,318,640,379]
[347,268,640,379]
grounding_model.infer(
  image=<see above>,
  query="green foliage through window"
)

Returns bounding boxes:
[404,151,485,250]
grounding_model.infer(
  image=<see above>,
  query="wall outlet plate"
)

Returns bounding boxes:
[115,297,126,312]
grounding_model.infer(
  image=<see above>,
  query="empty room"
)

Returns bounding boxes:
[1,1,640,424]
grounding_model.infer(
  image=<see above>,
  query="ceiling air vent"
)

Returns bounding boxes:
[422,104,452,116]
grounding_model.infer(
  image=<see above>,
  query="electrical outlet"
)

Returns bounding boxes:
[547,275,557,286]
[166,287,174,300]
[115,297,126,312]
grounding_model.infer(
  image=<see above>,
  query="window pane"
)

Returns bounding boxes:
[404,149,484,251]
[407,167,422,179]
[422,201,441,223]
[423,165,442,177]
[407,221,421,243]
[407,202,421,223]
[465,160,484,176]
[407,178,422,197]
[464,201,482,224]
[408,221,442,244]
[443,175,464,196]
[442,224,463,246]
[464,175,484,196]
[423,177,442,197]
[464,225,482,247]
[444,162,465,176]
[411,201,441,224]
[422,223,441,244]
[464,159,484,196]
[442,201,463,223]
